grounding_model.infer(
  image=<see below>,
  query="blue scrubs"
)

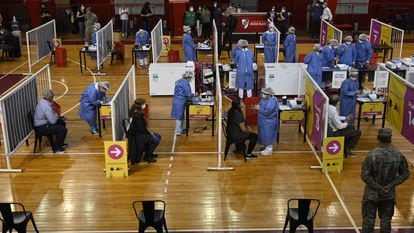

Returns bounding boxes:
[262,30,278,63]
[339,78,359,122]
[304,51,323,87]
[283,34,296,63]
[321,46,336,67]
[336,43,356,66]
[135,30,150,59]
[182,33,196,62]
[355,41,372,66]
[258,97,279,146]
[231,46,241,63]
[234,48,254,90]
[79,83,106,130]
[171,79,192,120]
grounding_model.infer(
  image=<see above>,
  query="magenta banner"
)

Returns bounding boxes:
[311,90,326,150]
[401,86,414,144]
[370,20,381,45]
[320,21,328,46]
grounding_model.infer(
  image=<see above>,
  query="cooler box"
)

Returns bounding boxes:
[55,47,67,67]
[244,97,260,126]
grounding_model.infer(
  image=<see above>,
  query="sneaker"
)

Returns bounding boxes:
[152,153,158,158]
[245,154,258,159]
[91,130,99,136]
[260,150,273,156]
[62,143,69,149]
[346,151,358,158]
[55,149,66,154]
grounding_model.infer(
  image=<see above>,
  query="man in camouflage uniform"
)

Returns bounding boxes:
[84,7,98,42]
[360,128,410,233]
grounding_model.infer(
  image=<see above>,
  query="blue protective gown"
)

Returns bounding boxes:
[170,79,192,120]
[339,78,359,122]
[234,48,254,90]
[262,30,278,63]
[283,34,296,63]
[336,43,356,66]
[91,32,97,45]
[79,83,107,129]
[304,51,323,87]
[231,46,241,63]
[134,30,150,59]
[182,33,196,62]
[258,97,279,145]
[321,45,336,67]
[355,41,372,66]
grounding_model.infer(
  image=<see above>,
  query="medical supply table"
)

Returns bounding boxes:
[277,102,307,143]
[196,44,214,65]
[356,96,387,129]
[131,45,152,68]
[372,44,394,63]
[79,47,97,73]
[185,100,215,136]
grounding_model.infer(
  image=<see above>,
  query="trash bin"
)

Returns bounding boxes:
[55,47,67,67]
[168,49,180,62]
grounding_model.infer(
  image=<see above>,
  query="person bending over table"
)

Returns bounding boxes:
[304,44,323,87]
[34,89,68,154]
[327,95,361,157]
[134,29,150,68]
[79,81,110,135]
[171,71,193,136]
[336,35,356,66]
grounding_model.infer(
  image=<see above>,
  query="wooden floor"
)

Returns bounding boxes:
[0,33,413,232]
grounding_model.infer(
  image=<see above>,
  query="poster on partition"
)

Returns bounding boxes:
[327,25,335,44]
[374,71,389,88]
[332,71,347,88]
[401,86,414,144]
[320,21,328,46]
[370,20,381,45]
[387,74,406,132]
[305,77,315,137]
[311,90,325,150]
[380,24,392,45]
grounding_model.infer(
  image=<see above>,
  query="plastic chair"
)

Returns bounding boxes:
[46,40,55,64]
[283,198,320,233]
[28,111,55,153]
[222,115,247,161]
[132,200,168,233]
[0,202,39,233]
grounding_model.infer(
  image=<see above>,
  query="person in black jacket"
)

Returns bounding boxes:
[127,98,161,164]
[223,12,237,50]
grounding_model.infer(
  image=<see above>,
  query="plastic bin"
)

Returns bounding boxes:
[55,47,67,67]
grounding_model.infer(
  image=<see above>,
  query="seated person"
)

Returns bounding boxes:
[226,98,258,159]
[34,89,68,153]
[127,98,161,164]
[327,95,361,157]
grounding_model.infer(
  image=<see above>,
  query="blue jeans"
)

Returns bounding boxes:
[121,20,128,36]
[149,132,161,155]
[78,21,85,40]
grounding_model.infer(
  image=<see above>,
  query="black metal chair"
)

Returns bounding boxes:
[283,198,320,233]
[46,40,55,64]
[133,200,168,233]
[222,114,247,161]
[0,202,39,233]
[28,111,55,153]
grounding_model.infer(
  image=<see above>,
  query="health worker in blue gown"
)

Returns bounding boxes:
[340,68,360,123]
[79,81,110,135]
[171,71,193,136]
[336,35,356,66]
[182,25,196,62]
[134,29,150,67]
[231,44,241,63]
[355,33,372,67]
[262,25,278,63]
[304,44,323,87]
[256,87,279,156]
[321,39,338,67]
[283,26,296,62]
[234,39,254,99]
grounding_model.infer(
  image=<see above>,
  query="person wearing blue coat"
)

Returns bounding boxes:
[321,39,338,67]
[336,35,356,66]
[134,29,150,67]
[234,39,254,99]
[304,44,323,87]
[171,71,193,136]
[182,25,196,62]
[283,26,296,62]
[340,69,360,123]
[256,87,279,155]
[262,25,278,63]
[355,33,372,66]
[231,44,241,63]
[79,81,110,135]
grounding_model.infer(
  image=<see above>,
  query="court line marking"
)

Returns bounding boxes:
[306,137,360,233]
[52,80,69,101]
[163,131,178,194]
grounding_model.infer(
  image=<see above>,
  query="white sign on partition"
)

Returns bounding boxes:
[332,71,347,88]
[228,71,236,89]
[374,70,389,88]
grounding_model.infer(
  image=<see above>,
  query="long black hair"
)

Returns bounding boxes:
[227,98,242,121]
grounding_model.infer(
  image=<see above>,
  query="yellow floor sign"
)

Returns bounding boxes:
[104,141,128,177]
[322,137,344,173]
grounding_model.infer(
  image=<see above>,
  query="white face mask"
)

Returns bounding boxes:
[359,39,364,43]
[319,0,324,3]
[189,8,194,12]
[346,41,352,45]
[214,3,217,7]
[142,104,146,109]
[261,93,267,99]
[281,9,286,13]
[350,76,357,80]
